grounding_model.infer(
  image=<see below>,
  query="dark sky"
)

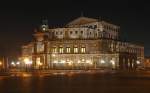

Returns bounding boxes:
[0,0,149,57]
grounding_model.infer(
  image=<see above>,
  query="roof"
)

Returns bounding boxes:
[66,16,98,26]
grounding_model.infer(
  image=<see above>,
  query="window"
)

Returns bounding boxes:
[75,31,78,34]
[94,25,97,28]
[70,31,73,34]
[59,47,63,53]
[81,58,85,62]
[95,33,97,37]
[52,47,57,53]
[81,47,86,53]
[81,31,83,34]
[36,57,40,65]
[66,47,71,53]
[90,32,92,35]
[74,47,78,53]
[56,32,58,35]
[37,42,44,53]
[60,31,63,35]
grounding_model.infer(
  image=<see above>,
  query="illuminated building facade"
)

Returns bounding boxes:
[21,16,144,70]
[144,56,150,69]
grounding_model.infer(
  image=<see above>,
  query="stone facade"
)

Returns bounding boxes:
[21,16,144,70]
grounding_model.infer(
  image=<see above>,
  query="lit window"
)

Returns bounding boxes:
[74,47,78,53]
[81,47,86,53]
[36,57,40,65]
[37,42,44,53]
[52,47,57,53]
[66,47,71,53]
[81,58,85,62]
[100,60,105,64]
[59,47,63,53]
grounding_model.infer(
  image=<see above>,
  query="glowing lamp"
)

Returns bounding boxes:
[100,60,105,64]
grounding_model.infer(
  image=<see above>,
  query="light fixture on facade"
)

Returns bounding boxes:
[24,58,32,65]
[53,60,58,63]
[11,62,16,66]
[68,61,72,66]
[78,60,81,63]
[60,60,65,63]
[136,60,140,64]
[100,60,105,64]
[86,60,92,64]
[37,61,42,66]
[52,54,56,57]
[110,60,115,65]
[16,62,20,65]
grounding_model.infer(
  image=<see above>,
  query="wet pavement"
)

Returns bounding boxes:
[0,71,150,93]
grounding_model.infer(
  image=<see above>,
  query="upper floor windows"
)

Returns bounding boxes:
[75,31,78,34]
[56,32,58,35]
[51,46,86,54]
[81,47,86,53]
[60,31,63,35]
[52,47,57,53]
[74,47,78,53]
[59,47,63,53]
[70,31,73,34]
[66,47,71,53]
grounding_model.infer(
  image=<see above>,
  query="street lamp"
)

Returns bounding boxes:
[24,58,32,71]
[11,61,16,66]
[16,62,20,65]
[100,60,105,64]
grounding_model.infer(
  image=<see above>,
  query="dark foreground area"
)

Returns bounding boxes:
[0,71,150,93]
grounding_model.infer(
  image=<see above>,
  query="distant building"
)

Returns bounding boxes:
[21,16,144,70]
[144,56,150,69]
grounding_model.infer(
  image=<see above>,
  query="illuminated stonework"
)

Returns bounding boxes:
[21,16,144,70]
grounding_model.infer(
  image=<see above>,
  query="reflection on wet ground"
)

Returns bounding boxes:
[0,71,150,93]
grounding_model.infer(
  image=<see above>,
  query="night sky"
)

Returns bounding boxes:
[0,0,149,58]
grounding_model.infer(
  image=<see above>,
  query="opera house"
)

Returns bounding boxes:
[20,16,144,70]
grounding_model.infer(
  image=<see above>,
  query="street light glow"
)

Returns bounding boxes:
[24,58,32,65]
[37,61,43,66]
[52,54,56,57]
[0,62,2,65]
[136,60,140,64]
[16,62,20,65]
[110,60,115,65]
[11,62,15,65]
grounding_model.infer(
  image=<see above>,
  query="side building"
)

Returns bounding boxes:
[20,16,144,70]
